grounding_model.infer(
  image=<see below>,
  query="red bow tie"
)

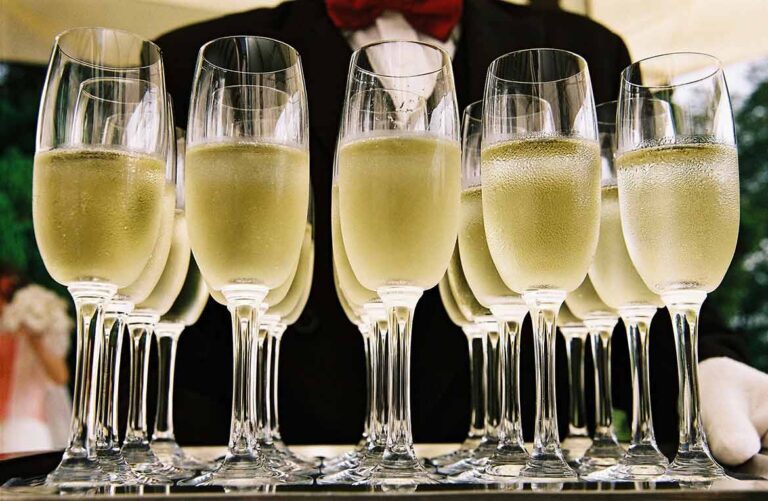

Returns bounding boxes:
[326,0,463,42]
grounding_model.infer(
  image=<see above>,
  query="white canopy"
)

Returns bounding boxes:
[2,0,767,74]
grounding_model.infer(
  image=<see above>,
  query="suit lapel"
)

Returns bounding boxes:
[281,1,352,159]
[454,0,546,107]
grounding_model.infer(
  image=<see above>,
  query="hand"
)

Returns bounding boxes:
[700,357,768,465]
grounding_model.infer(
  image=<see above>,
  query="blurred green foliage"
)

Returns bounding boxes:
[0,63,60,292]
[711,63,768,371]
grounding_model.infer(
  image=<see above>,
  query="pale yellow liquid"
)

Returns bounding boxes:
[185,141,309,290]
[458,186,521,307]
[269,225,314,320]
[332,185,378,307]
[209,284,226,306]
[589,186,662,309]
[264,257,299,309]
[565,275,616,320]
[162,257,209,326]
[616,143,740,294]
[136,212,191,316]
[446,246,490,321]
[334,265,361,326]
[481,137,601,293]
[33,148,165,287]
[439,275,469,327]
[338,133,460,290]
[119,184,176,304]
[557,302,583,328]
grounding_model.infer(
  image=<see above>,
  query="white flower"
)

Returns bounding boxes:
[1,285,73,344]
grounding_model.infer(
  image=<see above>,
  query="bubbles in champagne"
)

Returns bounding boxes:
[481,137,601,293]
[616,143,739,294]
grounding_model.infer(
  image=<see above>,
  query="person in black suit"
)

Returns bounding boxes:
[153,0,759,466]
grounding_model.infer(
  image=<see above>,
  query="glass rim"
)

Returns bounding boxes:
[463,100,482,124]
[595,100,618,126]
[487,48,590,85]
[199,35,302,76]
[620,51,724,90]
[55,27,163,71]
[351,40,451,79]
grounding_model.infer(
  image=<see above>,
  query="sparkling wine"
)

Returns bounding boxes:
[136,211,191,316]
[338,133,460,290]
[33,148,165,287]
[481,137,600,293]
[119,183,176,303]
[185,141,309,290]
[589,186,662,309]
[616,142,739,294]
[162,256,209,326]
[458,185,520,307]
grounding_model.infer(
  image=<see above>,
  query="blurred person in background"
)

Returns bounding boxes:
[0,265,72,453]
[155,0,765,468]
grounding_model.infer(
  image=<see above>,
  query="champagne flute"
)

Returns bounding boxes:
[565,276,624,472]
[151,256,211,471]
[557,304,591,463]
[588,101,667,480]
[429,277,484,467]
[117,107,191,482]
[338,40,460,485]
[439,247,500,477]
[481,48,601,480]
[184,36,310,486]
[321,176,390,483]
[250,213,317,481]
[33,28,169,486]
[616,52,739,481]
[457,101,529,481]
[93,97,179,486]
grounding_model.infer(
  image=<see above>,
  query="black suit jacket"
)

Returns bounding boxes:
[149,0,747,446]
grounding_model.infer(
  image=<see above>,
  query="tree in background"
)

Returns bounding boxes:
[0,63,58,292]
[711,62,768,370]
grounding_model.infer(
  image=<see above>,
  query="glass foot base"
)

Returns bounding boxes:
[427,448,474,468]
[122,443,191,483]
[180,454,313,487]
[323,449,363,471]
[321,451,364,475]
[483,445,529,478]
[664,449,725,481]
[46,455,113,487]
[519,452,578,482]
[261,444,320,476]
[273,440,322,469]
[561,436,592,464]
[578,436,625,474]
[151,440,210,471]
[365,457,444,486]
[94,448,141,484]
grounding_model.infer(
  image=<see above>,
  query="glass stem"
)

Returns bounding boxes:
[124,312,159,447]
[621,308,659,449]
[463,326,485,441]
[63,283,116,460]
[96,303,129,451]
[269,325,286,442]
[562,328,589,438]
[480,318,501,441]
[153,323,184,442]
[493,306,528,451]
[586,320,618,441]
[373,316,389,449]
[253,324,272,446]
[379,286,422,464]
[361,323,372,446]
[522,290,571,466]
[663,290,722,472]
